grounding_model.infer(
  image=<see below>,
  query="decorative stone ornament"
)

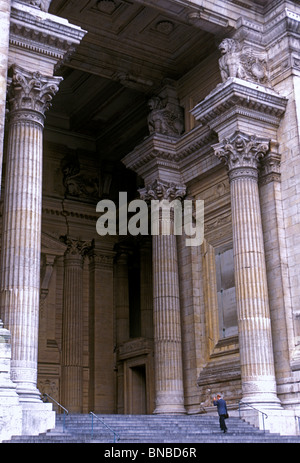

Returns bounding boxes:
[218,38,270,86]
[7,64,62,116]
[96,0,117,14]
[139,179,186,202]
[20,0,52,12]
[147,96,184,136]
[213,131,269,181]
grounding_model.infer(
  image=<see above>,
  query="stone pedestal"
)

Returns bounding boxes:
[0,320,22,442]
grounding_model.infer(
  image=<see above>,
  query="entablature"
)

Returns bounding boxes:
[122,124,220,187]
[10,0,86,74]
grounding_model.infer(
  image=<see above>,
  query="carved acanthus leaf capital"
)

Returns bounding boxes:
[139,179,186,202]
[213,131,270,180]
[259,148,281,184]
[60,235,92,258]
[7,65,62,116]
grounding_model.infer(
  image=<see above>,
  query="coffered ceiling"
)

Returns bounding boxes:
[46,0,217,161]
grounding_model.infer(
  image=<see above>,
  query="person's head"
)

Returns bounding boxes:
[217,394,221,399]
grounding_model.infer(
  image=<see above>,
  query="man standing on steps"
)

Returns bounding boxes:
[213,394,228,433]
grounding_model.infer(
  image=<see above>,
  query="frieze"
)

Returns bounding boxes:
[42,205,99,222]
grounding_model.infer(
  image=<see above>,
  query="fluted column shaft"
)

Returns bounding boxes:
[61,238,89,413]
[213,132,281,407]
[0,65,61,402]
[141,180,186,414]
[88,247,115,413]
[0,0,11,190]
[140,242,153,339]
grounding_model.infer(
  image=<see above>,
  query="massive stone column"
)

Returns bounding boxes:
[140,179,186,414]
[0,65,61,402]
[0,0,11,191]
[61,237,89,413]
[213,131,281,408]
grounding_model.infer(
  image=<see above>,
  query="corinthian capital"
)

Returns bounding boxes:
[212,131,269,180]
[139,179,186,202]
[7,65,62,116]
[60,235,92,258]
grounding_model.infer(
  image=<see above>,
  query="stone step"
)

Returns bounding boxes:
[5,414,300,444]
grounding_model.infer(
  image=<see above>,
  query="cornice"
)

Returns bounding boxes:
[42,196,99,223]
[191,77,288,136]
[122,125,218,184]
[122,133,180,181]
[264,6,300,45]
[10,1,86,66]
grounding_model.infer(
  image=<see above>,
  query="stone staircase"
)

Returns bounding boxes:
[4,413,300,443]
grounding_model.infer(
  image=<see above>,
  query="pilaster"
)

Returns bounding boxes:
[140,241,153,340]
[88,241,115,413]
[60,237,91,413]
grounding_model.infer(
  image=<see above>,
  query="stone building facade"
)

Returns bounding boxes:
[0,0,300,439]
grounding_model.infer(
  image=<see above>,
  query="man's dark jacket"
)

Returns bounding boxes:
[213,398,227,415]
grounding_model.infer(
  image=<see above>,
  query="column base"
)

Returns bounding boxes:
[153,391,186,414]
[241,378,282,410]
[240,395,282,410]
[11,364,43,403]
[15,385,43,404]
